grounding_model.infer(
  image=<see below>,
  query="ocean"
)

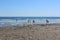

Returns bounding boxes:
[0,17,60,27]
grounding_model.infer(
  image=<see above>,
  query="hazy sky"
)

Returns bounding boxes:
[0,0,60,17]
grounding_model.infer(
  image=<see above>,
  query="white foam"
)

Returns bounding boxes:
[0,19,60,27]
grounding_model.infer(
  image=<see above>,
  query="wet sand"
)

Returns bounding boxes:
[0,24,60,40]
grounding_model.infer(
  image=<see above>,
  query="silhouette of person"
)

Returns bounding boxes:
[46,19,49,24]
[33,20,35,23]
[28,19,30,23]
[16,19,18,22]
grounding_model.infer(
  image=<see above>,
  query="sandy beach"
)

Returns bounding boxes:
[0,24,60,40]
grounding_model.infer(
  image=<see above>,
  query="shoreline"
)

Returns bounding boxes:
[0,23,60,27]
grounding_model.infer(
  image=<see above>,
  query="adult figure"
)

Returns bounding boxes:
[46,19,49,24]
[33,20,35,23]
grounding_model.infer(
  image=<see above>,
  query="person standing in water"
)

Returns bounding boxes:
[46,19,49,24]
[33,20,35,23]
[28,19,30,23]
[16,19,18,22]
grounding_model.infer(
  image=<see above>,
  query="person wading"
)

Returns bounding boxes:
[46,19,49,24]
[33,20,35,24]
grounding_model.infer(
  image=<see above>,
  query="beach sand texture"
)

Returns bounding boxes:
[0,25,60,40]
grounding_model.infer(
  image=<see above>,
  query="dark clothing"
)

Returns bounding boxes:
[46,19,49,23]
[33,20,35,23]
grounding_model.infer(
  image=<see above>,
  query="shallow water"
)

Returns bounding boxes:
[0,17,60,27]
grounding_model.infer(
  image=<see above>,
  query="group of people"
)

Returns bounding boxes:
[16,19,49,24]
[28,20,35,23]
[28,19,49,24]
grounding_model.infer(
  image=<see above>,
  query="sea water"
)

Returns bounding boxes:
[0,17,60,27]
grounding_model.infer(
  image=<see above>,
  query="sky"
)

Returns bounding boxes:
[0,0,60,17]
